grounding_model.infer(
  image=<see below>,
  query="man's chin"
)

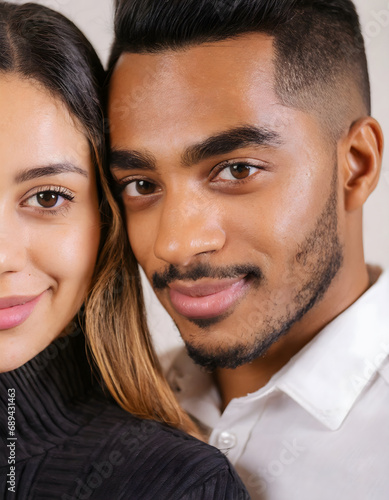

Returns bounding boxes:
[181,285,326,371]
[185,311,231,329]
[183,335,276,371]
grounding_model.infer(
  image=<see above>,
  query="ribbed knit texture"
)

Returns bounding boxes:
[0,332,249,499]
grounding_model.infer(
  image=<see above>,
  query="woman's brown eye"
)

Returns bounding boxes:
[37,192,59,208]
[136,180,156,195]
[23,188,72,211]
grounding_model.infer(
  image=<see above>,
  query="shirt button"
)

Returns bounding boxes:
[217,431,237,449]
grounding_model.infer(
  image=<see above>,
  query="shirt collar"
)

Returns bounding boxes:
[169,268,389,431]
[274,268,389,430]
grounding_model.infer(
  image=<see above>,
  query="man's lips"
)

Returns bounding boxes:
[0,293,45,330]
[168,276,249,319]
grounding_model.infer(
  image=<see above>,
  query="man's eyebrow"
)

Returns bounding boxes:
[182,125,282,167]
[110,149,157,172]
[15,163,88,183]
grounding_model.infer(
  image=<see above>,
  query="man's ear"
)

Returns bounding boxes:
[340,117,384,212]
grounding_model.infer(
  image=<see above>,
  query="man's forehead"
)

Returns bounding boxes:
[108,33,279,138]
[111,33,275,89]
[108,32,327,161]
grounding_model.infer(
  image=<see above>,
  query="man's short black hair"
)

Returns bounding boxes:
[109,0,370,138]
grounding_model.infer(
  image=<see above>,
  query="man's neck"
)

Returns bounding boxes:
[214,264,372,410]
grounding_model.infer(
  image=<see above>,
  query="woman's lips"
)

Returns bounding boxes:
[168,276,249,320]
[0,293,45,330]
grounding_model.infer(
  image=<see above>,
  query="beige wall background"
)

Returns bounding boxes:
[10,0,389,362]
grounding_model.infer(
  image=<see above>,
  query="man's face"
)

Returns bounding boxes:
[109,34,343,370]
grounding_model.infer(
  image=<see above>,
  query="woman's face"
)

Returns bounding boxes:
[0,74,101,372]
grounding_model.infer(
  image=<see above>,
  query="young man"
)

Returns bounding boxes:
[108,1,388,498]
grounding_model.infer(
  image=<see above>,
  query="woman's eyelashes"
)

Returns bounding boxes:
[21,186,75,215]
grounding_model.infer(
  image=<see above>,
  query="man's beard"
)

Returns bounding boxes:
[153,164,343,371]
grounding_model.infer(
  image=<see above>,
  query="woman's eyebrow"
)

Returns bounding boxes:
[15,163,88,183]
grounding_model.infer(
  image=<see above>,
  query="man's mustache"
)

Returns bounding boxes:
[152,263,263,290]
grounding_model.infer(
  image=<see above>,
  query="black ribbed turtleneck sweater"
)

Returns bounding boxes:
[0,333,249,499]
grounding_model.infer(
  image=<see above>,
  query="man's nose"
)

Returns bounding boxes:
[153,192,226,267]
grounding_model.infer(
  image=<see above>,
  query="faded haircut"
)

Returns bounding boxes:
[109,0,370,138]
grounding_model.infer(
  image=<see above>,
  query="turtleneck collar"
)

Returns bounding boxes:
[0,330,105,465]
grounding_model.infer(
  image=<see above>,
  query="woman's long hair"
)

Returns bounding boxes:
[0,1,199,437]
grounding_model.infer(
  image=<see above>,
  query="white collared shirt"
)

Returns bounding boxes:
[168,270,389,499]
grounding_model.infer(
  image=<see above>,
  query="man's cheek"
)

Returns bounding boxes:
[129,235,149,270]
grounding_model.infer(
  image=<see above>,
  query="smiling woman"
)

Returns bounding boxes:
[0,75,100,369]
[0,2,249,499]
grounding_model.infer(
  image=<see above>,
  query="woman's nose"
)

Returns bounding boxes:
[0,216,28,274]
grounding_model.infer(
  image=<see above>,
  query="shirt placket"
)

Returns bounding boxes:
[209,389,273,464]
